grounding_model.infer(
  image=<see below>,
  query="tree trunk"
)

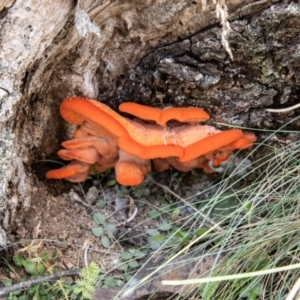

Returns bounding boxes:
[0,0,298,276]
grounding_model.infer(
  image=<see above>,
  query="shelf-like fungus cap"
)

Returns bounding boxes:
[46,161,90,182]
[119,102,209,126]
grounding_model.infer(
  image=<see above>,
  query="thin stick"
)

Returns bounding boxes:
[69,189,90,208]
[286,276,300,300]
[83,244,90,268]
[106,205,130,219]
[266,103,300,113]
[126,207,138,223]
[0,269,80,297]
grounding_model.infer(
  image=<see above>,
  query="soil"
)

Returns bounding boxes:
[0,161,234,299]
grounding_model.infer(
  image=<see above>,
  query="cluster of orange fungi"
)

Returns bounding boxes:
[46,97,257,186]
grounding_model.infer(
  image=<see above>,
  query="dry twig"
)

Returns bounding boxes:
[0,269,80,297]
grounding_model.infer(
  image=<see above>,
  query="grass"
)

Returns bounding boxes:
[5,118,300,299]
[115,120,300,300]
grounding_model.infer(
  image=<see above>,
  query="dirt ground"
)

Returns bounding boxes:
[0,161,226,298]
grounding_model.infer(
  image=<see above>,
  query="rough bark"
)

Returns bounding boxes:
[0,0,299,251]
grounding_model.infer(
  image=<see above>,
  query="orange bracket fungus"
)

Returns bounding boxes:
[119,102,210,126]
[46,97,257,186]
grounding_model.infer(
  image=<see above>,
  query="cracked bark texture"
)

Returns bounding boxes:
[0,0,298,261]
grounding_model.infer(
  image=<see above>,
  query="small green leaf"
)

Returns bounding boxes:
[105,179,116,187]
[93,213,106,225]
[121,252,133,260]
[118,263,128,272]
[149,240,161,250]
[96,200,106,208]
[128,260,139,268]
[125,274,133,282]
[103,277,120,288]
[23,261,37,275]
[92,227,104,237]
[133,250,146,259]
[147,210,160,219]
[195,227,208,237]
[152,234,165,242]
[36,262,45,275]
[12,288,23,296]
[3,279,12,287]
[38,284,47,295]
[145,229,160,236]
[148,234,165,249]
[173,229,188,238]
[172,208,180,216]
[51,250,58,260]
[244,202,252,211]
[101,235,111,248]
[13,255,24,267]
[106,224,118,235]
[159,222,172,231]
[40,252,48,262]
[33,286,42,300]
